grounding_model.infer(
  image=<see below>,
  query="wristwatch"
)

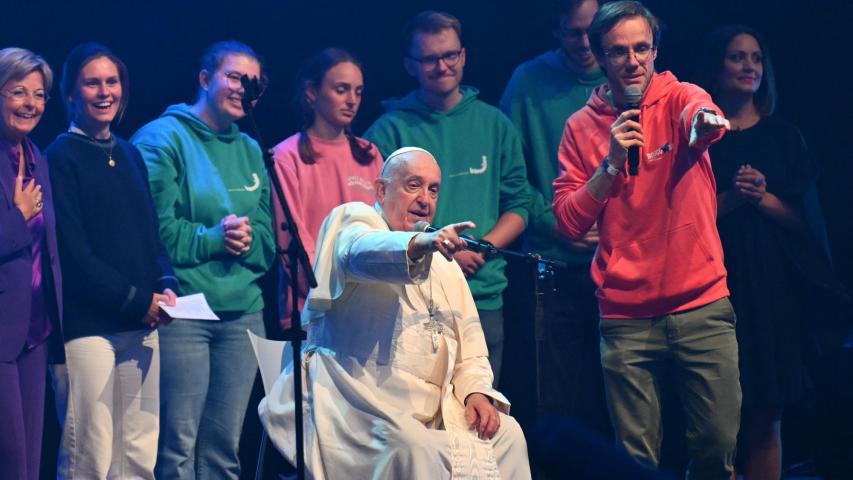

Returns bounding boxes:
[601,158,621,176]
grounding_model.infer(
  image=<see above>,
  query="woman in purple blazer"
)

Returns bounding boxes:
[0,47,63,480]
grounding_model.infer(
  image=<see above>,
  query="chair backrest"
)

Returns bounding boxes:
[247,329,290,394]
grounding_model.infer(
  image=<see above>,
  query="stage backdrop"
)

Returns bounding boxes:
[3,0,850,478]
[5,0,850,282]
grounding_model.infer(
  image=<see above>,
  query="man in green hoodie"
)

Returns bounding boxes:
[500,0,609,429]
[365,10,531,383]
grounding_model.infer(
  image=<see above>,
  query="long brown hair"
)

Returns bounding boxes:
[295,47,375,166]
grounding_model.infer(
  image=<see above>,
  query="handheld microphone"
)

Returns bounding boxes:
[624,85,643,176]
[413,221,497,256]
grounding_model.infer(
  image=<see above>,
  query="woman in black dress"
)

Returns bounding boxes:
[695,25,833,479]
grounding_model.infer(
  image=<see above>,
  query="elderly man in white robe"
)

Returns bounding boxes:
[259,147,531,479]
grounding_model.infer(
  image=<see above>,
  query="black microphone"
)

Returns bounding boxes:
[624,85,643,176]
[413,221,497,256]
[240,74,260,111]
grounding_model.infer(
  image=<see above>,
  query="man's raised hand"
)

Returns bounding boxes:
[408,221,476,261]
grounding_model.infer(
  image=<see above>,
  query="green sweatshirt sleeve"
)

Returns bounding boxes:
[499,68,524,125]
[529,191,558,239]
[498,122,532,224]
[135,142,228,266]
[501,67,556,241]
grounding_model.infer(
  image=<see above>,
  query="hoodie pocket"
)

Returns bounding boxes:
[601,224,723,310]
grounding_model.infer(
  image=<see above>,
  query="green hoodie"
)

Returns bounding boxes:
[500,50,606,265]
[131,104,275,314]
[365,86,531,310]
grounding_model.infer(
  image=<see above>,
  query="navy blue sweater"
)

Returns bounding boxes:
[46,133,177,340]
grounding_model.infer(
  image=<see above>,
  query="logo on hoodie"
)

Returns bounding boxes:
[645,143,671,164]
[228,173,261,192]
[449,155,488,178]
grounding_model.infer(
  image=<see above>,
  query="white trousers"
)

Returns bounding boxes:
[51,329,159,479]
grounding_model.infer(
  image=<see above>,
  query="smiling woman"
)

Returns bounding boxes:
[130,40,276,480]
[44,42,178,479]
[63,54,128,139]
[0,46,63,480]
[695,25,846,480]
[0,73,47,143]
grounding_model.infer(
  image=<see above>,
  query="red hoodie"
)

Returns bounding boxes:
[553,71,729,318]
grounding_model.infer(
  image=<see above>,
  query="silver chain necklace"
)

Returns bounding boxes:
[416,275,443,352]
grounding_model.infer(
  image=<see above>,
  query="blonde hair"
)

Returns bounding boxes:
[0,47,53,92]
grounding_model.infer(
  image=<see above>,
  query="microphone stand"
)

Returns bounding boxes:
[416,223,567,271]
[485,245,568,271]
[487,246,566,412]
[461,236,568,272]
[241,76,313,480]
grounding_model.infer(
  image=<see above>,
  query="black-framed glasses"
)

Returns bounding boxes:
[222,71,267,98]
[408,49,463,70]
[602,45,655,66]
[1,87,49,104]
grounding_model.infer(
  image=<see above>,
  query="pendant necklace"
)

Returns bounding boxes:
[69,124,115,167]
[417,275,443,352]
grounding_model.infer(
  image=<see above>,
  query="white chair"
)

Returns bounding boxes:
[247,330,290,394]
[247,330,291,480]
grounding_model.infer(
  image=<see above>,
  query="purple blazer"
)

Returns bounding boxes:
[0,137,62,362]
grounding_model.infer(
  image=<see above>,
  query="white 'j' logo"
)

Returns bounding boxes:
[229,173,261,192]
[469,156,487,174]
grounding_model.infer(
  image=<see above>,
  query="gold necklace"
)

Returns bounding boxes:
[104,145,115,167]
[68,125,115,168]
[97,141,116,168]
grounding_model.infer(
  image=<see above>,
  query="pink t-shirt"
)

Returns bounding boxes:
[272,132,383,326]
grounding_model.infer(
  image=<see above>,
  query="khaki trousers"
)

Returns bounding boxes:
[600,298,741,480]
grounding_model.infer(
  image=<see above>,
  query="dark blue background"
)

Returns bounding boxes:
[5,0,849,285]
[4,0,850,477]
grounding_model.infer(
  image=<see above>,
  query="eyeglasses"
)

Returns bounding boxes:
[1,87,49,104]
[602,45,655,66]
[408,50,463,70]
[222,71,267,98]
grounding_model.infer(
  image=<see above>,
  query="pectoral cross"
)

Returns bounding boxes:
[424,299,443,352]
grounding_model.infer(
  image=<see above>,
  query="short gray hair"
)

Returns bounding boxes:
[0,47,53,92]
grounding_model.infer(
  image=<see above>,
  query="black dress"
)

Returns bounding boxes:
[711,116,827,409]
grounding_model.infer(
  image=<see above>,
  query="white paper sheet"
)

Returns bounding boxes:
[159,293,220,321]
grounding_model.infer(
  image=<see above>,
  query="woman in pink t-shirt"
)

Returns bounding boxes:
[272,47,382,328]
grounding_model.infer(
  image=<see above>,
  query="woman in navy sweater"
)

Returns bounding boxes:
[46,42,177,479]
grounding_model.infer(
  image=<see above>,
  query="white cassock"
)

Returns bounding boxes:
[259,202,531,479]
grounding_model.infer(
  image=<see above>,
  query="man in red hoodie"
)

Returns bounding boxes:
[552,1,740,478]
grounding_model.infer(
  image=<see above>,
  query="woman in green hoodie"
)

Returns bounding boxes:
[131,41,275,480]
